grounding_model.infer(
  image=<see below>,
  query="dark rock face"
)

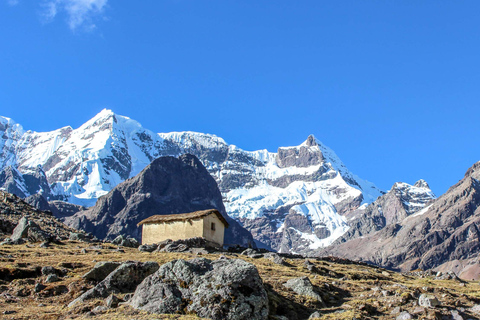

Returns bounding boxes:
[129,258,269,320]
[0,166,52,200]
[24,194,51,212]
[47,200,84,219]
[275,135,324,168]
[335,180,435,244]
[322,162,480,273]
[0,167,29,199]
[65,154,255,247]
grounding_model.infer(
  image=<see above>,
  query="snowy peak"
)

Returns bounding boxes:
[0,116,24,168]
[391,180,436,216]
[304,134,319,147]
[276,135,325,168]
[0,111,385,254]
[413,179,430,189]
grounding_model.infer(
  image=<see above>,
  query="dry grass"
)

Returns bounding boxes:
[1,241,480,319]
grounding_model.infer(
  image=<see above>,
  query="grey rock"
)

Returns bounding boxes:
[138,243,158,252]
[34,283,46,293]
[69,232,89,242]
[112,235,139,248]
[241,248,263,258]
[451,310,464,320]
[105,294,121,308]
[11,217,54,243]
[283,276,323,303]
[41,266,57,276]
[45,274,59,283]
[304,259,319,272]
[412,306,426,314]
[92,306,108,314]
[39,242,50,248]
[82,261,121,282]
[391,306,401,314]
[11,217,29,241]
[69,261,159,307]
[264,252,287,265]
[156,237,209,253]
[396,311,412,320]
[129,258,268,320]
[470,304,480,314]
[309,311,322,319]
[418,293,440,308]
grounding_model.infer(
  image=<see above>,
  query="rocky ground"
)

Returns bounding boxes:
[1,239,480,319]
[1,190,480,319]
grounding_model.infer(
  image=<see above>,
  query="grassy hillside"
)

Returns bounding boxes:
[1,240,480,320]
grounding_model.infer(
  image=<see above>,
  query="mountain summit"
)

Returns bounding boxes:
[0,110,382,253]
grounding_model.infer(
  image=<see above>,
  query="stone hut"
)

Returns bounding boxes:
[137,209,229,247]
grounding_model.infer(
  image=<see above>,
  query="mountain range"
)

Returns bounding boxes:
[0,109,384,253]
[2,109,480,277]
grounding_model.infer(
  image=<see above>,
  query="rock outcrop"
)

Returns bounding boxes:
[65,154,255,247]
[0,190,89,242]
[69,261,159,307]
[129,257,269,320]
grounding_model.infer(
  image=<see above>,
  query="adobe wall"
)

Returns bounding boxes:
[141,218,204,245]
[202,213,225,247]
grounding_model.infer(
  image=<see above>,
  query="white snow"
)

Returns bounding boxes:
[0,109,385,252]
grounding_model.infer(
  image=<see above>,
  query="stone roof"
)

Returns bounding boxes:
[137,209,229,228]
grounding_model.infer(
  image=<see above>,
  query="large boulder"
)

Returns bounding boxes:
[82,261,122,282]
[69,261,159,307]
[112,235,139,248]
[10,217,30,241]
[129,257,269,320]
[283,277,324,303]
[11,217,55,243]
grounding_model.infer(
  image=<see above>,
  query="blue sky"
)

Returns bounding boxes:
[1,1,480,195]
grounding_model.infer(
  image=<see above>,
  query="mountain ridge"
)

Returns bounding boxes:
[1,109,384,253]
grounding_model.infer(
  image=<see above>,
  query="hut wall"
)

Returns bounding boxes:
[202,214,225,247]
[141,217,204,245]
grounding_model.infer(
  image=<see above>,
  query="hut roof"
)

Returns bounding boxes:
[137,209,229,228]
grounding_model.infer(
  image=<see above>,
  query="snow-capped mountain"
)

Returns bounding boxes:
[0,109,383,253]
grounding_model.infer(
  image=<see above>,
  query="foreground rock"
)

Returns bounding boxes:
[283,276,324,304]
[129,257,268,320]
[69,261,159,307]
[82,261,121,282]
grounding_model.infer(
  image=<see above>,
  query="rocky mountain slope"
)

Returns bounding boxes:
[322,161,480,275]
[64,154,255,247]
[336,180,436,243]
[0,110,382,253]
[0,190,89,242]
